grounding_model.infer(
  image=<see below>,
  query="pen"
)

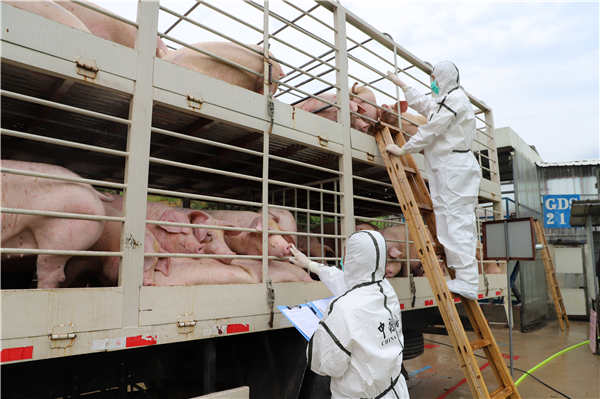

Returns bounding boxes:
[305,301,319,317]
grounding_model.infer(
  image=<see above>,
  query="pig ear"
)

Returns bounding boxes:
[388,247,403,259]
[188,211,209,241]
[356,103,368,115]
[249,217,263,230]
[266,210,280,224]
[194,228,207,242]
[158,211,191,234]
[188,211,210,225]
[221,222,243,237]
[154,257,170,277]
[400,101,408,114]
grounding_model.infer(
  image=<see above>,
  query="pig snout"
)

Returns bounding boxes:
[385,265,396,278]
[185,238,206,254]
[351,114,370,132]
[269,239,292,258]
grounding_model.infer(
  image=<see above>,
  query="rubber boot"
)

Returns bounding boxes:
[446,264,479,300]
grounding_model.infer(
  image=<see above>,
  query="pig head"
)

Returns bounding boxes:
[147,210,207,256]
[228,216,292,258]
[295,86,377,133]
[258,207,297,246]
[350,82,378,131]
[378,102,427,136]
[182,210,238,264]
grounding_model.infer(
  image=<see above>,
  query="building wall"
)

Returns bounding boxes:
[538,163,600,242]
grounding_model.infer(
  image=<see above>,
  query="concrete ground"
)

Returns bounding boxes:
[403,320,599,399]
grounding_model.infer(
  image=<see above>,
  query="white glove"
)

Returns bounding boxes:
[387,71,409,92]
[386,144,407,156]
[290,245,323,274]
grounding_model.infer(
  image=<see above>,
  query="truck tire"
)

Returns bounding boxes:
[402,330,424,360]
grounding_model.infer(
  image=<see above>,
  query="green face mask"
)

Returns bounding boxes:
[430,79,440,95]
[340,255,344,271]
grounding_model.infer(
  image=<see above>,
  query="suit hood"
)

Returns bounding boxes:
[343,230,387,288]
[433,61,460,99]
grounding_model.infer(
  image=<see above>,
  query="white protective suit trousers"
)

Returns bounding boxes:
[427,151,480,299]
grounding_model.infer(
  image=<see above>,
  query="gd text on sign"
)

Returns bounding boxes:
[543,195,580,228]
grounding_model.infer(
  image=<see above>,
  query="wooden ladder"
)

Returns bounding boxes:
[533,219,570,331]
[373,124,521,399]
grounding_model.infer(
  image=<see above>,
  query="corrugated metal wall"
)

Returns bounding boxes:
[512,151,548,330]
[538,164,600,242]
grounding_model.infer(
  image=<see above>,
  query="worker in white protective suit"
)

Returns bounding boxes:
[289,231,409,399]
[386,61,481,300]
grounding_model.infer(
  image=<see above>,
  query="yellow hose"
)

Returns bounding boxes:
[515,340,590,386]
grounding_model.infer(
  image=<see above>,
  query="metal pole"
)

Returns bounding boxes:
[588,215,599,300]
[333,3,355,243]
[504,220,514,377]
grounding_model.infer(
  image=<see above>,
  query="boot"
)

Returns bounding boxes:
[446,265,479,300]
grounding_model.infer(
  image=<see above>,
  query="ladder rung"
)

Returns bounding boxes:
[403,165,417,174]
[491,386,515,399]
[470,338,492,351]
[417,202,432,211]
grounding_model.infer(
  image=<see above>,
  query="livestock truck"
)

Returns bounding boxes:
[0,1,507,397]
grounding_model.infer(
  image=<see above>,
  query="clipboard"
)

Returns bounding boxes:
[278,297,334,341]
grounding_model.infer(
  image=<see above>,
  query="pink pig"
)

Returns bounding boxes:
[378,101,428,136]
[203,210,293,258]
[104,195,206,257]
[1,160,109,288]
[295,84,377,133]
[61,205,161,287]
[295,92,371,132]
[5,1,91,32]
[174,207,239,265]
[240,260,313,283]
[163,41,285,95]
[148,248,260,286]
[54,0,169,58]
[350,82,378,129]
[379,225,444,278]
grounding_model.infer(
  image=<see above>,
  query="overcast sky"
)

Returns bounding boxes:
[98,1,599,164]
[341,1,599,164]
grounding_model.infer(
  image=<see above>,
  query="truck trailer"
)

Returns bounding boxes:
[1,1,506,397]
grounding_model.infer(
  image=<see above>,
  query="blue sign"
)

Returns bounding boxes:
[543,195,580,228]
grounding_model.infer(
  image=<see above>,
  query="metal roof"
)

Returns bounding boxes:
[569,199,600,227]
[536,159,600,168]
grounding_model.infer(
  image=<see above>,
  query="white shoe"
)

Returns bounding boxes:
[446,278,478,300]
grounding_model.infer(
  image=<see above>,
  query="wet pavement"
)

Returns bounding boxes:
[404,320,599,398]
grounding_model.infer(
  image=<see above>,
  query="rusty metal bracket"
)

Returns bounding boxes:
[76,57,99,79]
[267,277,275,328]
[187,93,203,112]
[318,135,329,148]
[367,150,375,162]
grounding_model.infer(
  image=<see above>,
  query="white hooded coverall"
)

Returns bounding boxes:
[307,231,409,398]
[401,61,481,299]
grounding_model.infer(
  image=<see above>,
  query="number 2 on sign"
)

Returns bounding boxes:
[546,213,566,225]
